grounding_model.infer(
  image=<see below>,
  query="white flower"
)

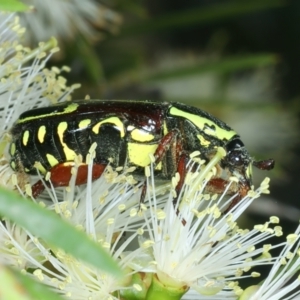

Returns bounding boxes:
[0,13,79,190]
[134,149,282,298]
[0,153,144,299]
[183,287,237,299]
[240,225,300,300]
[0,12,298,300]
[19,0,122,44]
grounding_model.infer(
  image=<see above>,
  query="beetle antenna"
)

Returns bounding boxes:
[253,159,275,171]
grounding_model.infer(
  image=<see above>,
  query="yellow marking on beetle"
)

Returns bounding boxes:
[131,128,155,142]
[163,121,168,136]
[17,103,79,124]
[128,143,158,167]
[46,153,59,167]
[10,161,16,170]
[10,142,16,156]
[197,134,211,147]
[37,125,46,143]
[57,122,77,161]
[79,119,91,129]
[92,117,125,137]
[22,130,30,146]
[170,107,236,141]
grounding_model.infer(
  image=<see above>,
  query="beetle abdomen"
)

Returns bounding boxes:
[9,100,169,175]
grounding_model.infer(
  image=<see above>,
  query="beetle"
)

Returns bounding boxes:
[9,100,274,207]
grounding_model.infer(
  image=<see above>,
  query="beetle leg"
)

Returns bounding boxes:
[224,184,249,213]
[31,163,107,198]
[153,129,180,164]
[153,129,188,211]
[140,130,188,226]
[205,178,230,194]
[140,129,180,207]
[205,178,250,213]
[173,153,188,205]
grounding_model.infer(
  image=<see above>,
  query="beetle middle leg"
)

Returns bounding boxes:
[141,129,187,210]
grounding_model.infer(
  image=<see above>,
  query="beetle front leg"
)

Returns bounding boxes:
[205,178,250,213]
[31,163,107,198]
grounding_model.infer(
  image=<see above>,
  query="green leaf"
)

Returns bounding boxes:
[143,53,278,82]
[0,0,29,12]
[0,187,122,277]
[121,0,284,36]
[0,265,65,300]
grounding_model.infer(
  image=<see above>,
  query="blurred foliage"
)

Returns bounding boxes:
[0,187,121,277]
[120,0,284,36]
[0,0,28,11]
[61,0,284,89]
[0,265,65,300]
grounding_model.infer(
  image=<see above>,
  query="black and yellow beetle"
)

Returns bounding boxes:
[9,100,274,206]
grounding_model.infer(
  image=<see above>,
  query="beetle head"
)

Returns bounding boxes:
[222,138,275,190]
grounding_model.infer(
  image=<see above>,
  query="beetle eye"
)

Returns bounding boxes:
[226,138,244,152]
[227,150,244,166]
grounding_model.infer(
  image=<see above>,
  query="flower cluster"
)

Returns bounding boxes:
[0,12,300,300]
[0,13,79,191]
[19,0,122,45]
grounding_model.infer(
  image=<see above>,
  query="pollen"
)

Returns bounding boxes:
[11,174,18,185]
[130,208,138,217]
[106,218,115,225]
[139,203,147,212]
[137,228,144,235]
[133,284,142,291]
[141,240,154,249]
[270,216,280,224]
[156,209,166,220]
[274,226,283,237]
[45,171,51,181]
[172,175,179,188]
[287,233,298,244]
[89,142,97,154]
[125,166,136,173]
[189,151,200,158]
[280,257,287,265]
[25,184,32,197]
[118,204,126,211]
[63,210,72,219]
[247,246,255,253]
[144,166,150,177]
[33,269,44,281]
[149,153,156,163]
[229,176,239,183]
